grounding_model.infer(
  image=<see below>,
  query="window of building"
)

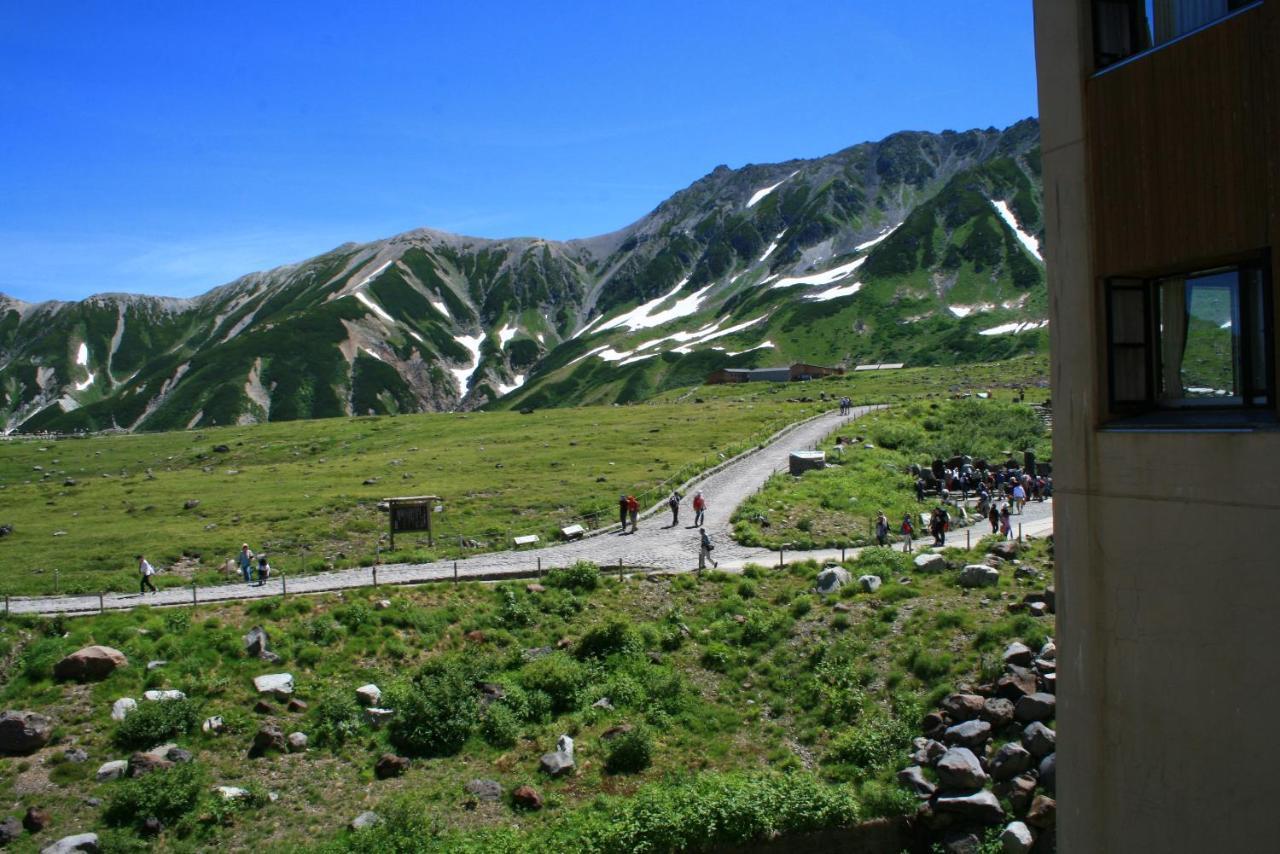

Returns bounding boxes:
[1106,260,1273,415]
[1093,0,1261,70]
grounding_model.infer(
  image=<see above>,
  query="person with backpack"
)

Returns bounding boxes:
[692,491,706,527]
[699,528,717,569]
[618,495,629,534]
[989,503,1000,535]
[257,554,271,586]
[875,510,889,546]
[626,494,639,533]
[668,490,682,527]
[1000,505,1013,539]
[900,513,914,553]
[238,543,255,583]
[938,505,951,547]
[137,554,157,595]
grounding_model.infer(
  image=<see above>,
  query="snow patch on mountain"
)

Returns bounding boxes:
[856,224,901,252]
[429,296,451,319]
[76,342,89,366]
[354,291,396,325]
[771,257,866,289]
[806,282,862,302]
[726,341,775,356]
[597,278,712,333]
[990,200,1043,261]
[948,304,996,318]
[361,347,385,362]
[979,320,1048,336]
[450,333,485,395]
[353,259,394,290]
[747,171,799,208]
[497,374,526,396]
[74,372,95,391]
[497,323,518,349]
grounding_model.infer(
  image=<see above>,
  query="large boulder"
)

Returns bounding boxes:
[512,785,543,810]
[933,789,1005,824]
[1014,693,1056,723]
[355,684,382,707]
[816,567,852,596]
[858,574,882,593]
[110,698,137,721]
[1000,821,1035,854]
[959,565,1000,588]
[243,626,270,658]
[252,673,294,698]
[935,747,987,790]
[940,693,985,722]
[39,833,100,854]
[943,719,992,749]
[95,760,128,782]
[0,710,53,755]
[53,646,127,681]
[540,750,575,777]
[989,742,1034,781]
[374,753,409,779]
[896,765,935,798]
[250,725,287,758]
[1002,642,1034,667]
[287,732,308,753]
[988,541,1020,560]
[995,667,1037,701]
[1022,722,1057,758]
[913,553,946,573]
[980,697,1015,729]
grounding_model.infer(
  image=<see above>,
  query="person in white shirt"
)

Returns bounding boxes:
[137,554,157,594]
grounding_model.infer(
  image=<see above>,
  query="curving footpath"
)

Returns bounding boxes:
[5,406,1054,616]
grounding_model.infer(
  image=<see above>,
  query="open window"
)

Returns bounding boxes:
[1106,259,1274,418]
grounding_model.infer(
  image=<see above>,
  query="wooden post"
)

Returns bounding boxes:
[841,544,846,562]
[618,557,624,581]
[778,546,784,569]
[966,529,971,549]
[372,565,378,587]
[1018,523,1023,542]
[191,583,197,607]
[389,504,395,551]
[54,569,59,595]
[282,574,288,597]
[99,593,104,614]
[537,557,541,575]
[453,561,458,583]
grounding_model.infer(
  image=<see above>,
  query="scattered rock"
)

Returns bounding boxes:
[897,765,936,797]
[54,646,128,681]
[250,725,287,757]
[1003,642,1034,667]
[980,697,1015,729]
[512,785,543,810]
[39,833,100,854]
[465,630,487,644]
[914,553,946,573]
[183,499,200,510]
[212,444,230,453]
[936,747,988,790]
[601,724,633,741]
[374,753,409,779]
[243,626,271,658]
[140,817,163,837]
[1038,752,1056,794]
[252,673,294,698]
[374,599,392,610]
[959,565,1000,588]
[1013,693,1056,723]
[349,811,380,831]
[832,602,853,612]
[988,541,1020,560]
[63,747,89,763]
[287,732,308,753]
[1025,795,1056,830]
[23,807,51,832]
[1014,566,1040,581]
[166,747,193,764]
[254,700,275,714]
[816,567,852,595]
[464,779,502,802]
[145,660,167,671]
[202,716,226,734]
[1041,672,1056,694]
[0,817,21,845]
[910,737,947,766]
[940,693,985,722]
[1027,602,1049,618]
[355,684,382,707]
[1039,641,1056,661]
[540,745,575,777]
[995,773,1039,814]
[1022,722,1056,758]
[858,574,882,593]
[996,667,1038,702]
[0,710,54,755]
[989,742,1034,781]
[143,690,185,702]
[95,760,127,782]
[526,583,545,593]
[934,789,1005,825]
[943,719,992,749]
[591,697,614,711]
[127,751,173,778]
[216,786,250,800]
[286,699,308,713]
[1000,821,1035,854]
[364,708,394,729]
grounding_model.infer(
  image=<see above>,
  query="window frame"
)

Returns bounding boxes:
[1091,0,1265,75]
[1103,254,1274,418]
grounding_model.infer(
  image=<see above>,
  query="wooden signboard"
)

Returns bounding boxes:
[385,495,442,548]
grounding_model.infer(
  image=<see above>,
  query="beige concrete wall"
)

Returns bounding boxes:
[1035,1,1280,850]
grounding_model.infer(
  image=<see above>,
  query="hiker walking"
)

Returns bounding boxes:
[900,513,915,553]
[938,504,950,547]
[989,503,1000,535]
[626,494,639,533]
[699,528,718,569]
[238,543,255,583]
[668,490,682,526]
[256,554,271,587]
[875,510,890,546]
[1012,482,1027,514]
[692,491,706,527]
[138,554,158,595]
[618,495,629,534]
[1000,505,1013,539]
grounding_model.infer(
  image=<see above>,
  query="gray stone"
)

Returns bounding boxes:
[243,626,270,658]
[1003,642,1034,667]
[1027,602,1049,617]
[1039,641,1056,661]
[1000,821,1035,854]
[0,817,21,846]
[910,737,947,766]
[95,760,128,781]
[1022,722,1056,758]
[989,540,1020,560]
[981,697,1015,729]
[896,765,936,797]
[591,697,614,711]
[959,565,1000,588]
[146,660,167,671]
[996,667,1038,701]
[934,789,1005,824]
[355,684,382,706]
[287,732,308,752]
[539,750,575,777]
[936,746,988,790]
[940,693,985,722]
[202,716,225,734]
[989,742,1034,781]
[816,567,852,595]
[143,689,186,702]
[995,773,1039,814]
[858,574,882,593]
[165,747,193,763]
[1038,752,1056,794]
[39,833,100,854]
[349,811,380,831]
[914,553,946,573]
[250,724,287,757]
[63,747,89,763]
[54,646,128,681]
[1014,693,1056,723]
[0,710,54,755]
[363,708,394,729]
[252,673,294,698]
[464,779,502,802]
[1026,795,1056,830]
[556,734,574,758]
[943,718,992,749]
[1041,672,1056,694]
[216,786,250,800]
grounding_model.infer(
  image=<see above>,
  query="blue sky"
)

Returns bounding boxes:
[0,1,1038,302]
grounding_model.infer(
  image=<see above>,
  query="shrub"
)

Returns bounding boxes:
[576,620,642,660]
[700,642,733,673]
[481,703,520,748]
[496,588,532,628]
[545,561,601,591]
[825,714,913,773]
[303,617,344,646]
[387,660,481,757]
[520,652,589,713]
[311,688,364,748]
[113,698,201,749]
[790,596,813,618]
[605,725,653,774]
[103,762,207,829]
[334,603,374,632]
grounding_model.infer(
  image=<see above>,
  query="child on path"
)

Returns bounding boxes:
[668,490,682,526]
[138,555,157,594]
[875,511,889,546]
[900,513,914,553]
[257,554,271,586]
[238,544,254,583]
[692,491,706,527]
[699,529,718,569]
[626,495,639,533]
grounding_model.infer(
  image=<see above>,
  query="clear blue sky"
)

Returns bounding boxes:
[0,1,1038,303]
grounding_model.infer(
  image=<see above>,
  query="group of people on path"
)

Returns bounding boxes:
[617,490,707,534]
[838,397,853,416]
[237,543,272,586]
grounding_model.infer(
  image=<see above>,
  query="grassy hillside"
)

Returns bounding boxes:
[0,538,1055,852]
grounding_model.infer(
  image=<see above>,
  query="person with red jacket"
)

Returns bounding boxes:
[626,494,639,533]
[692,491,706,527]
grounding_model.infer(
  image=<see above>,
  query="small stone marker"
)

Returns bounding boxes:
[513,534,540,547]
[560,524,585,540]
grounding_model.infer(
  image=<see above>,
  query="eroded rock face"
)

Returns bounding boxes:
[53,646,128,681]
[0,710,53,755]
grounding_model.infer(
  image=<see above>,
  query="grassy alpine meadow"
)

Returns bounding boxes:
[0,537,1055,852]
[0,400,830,597]
[732,396,1052,549]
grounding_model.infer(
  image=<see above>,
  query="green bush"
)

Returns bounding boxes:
[825,714,913,774]
[520,652,588,713]
[103,762,207,829]
[700,642,733,673]
[113,698,201,749]
[575,620,642,660]
[310,687,364,747]
[545,561,601,592]
[605,725,653,774]
[387,660,481,757]
[481,703,520,748]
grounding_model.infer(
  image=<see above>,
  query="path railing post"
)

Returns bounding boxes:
[191,583,197,608]
[778,546,784,569]
[372,565,378,587]
[282,574,287,597]
[4,595,8,616]
[453,561,458,583]
[618,557,624,581]
[99,593,104,614]
[966,529,971,549]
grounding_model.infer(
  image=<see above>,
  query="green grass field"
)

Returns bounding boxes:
[0,538,1055,852]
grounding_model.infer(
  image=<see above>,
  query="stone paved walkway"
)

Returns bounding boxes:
[5,405,1054,616]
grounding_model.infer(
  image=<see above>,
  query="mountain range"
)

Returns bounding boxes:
[0,118,1045,433]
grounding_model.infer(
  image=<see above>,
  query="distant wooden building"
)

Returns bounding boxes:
[706,363,844,385]
[788,363,845,381]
